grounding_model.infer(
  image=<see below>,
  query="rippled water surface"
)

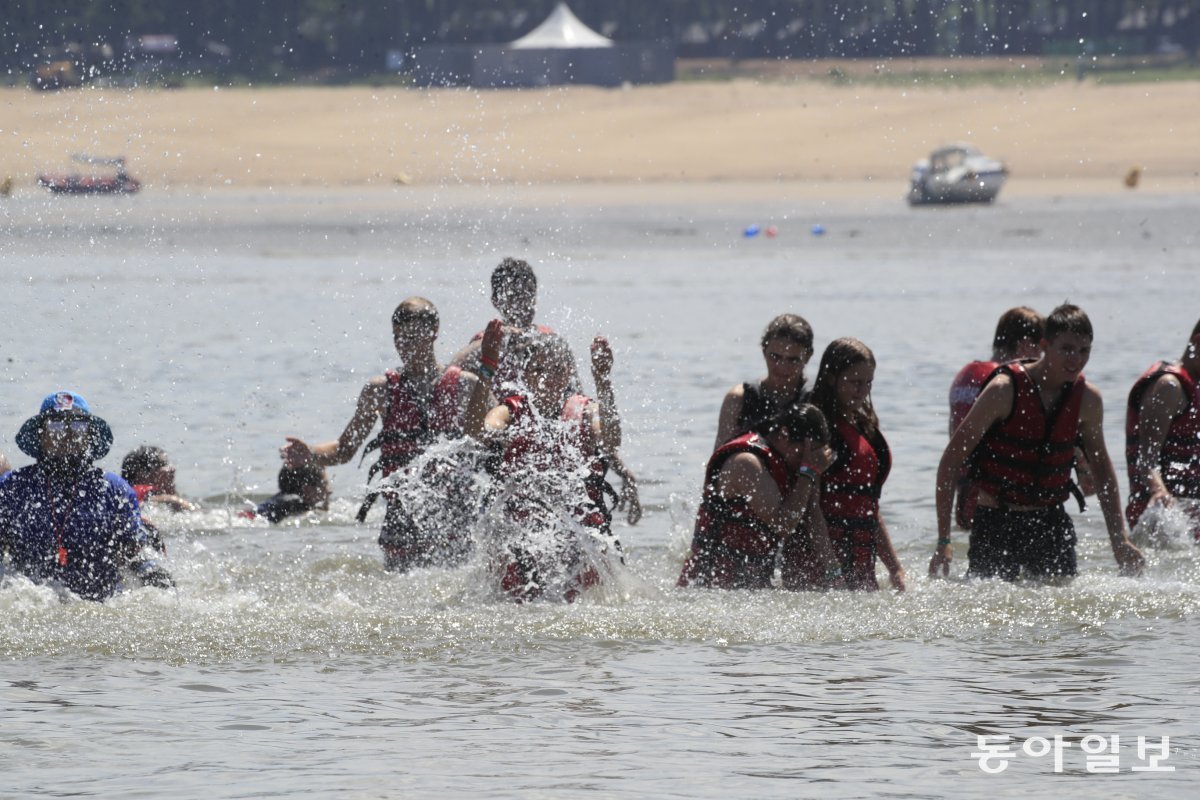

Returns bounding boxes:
[2,187,1198,797]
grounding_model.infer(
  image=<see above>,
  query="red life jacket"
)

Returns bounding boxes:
[497,392,613,602]
[1124,361,1200,526]
[948,359,1000,529]
[364,366,465,481]
[502,393,596,474]
[949,360,1000,433]
[971,362,1084,508]
[502,392,615,521]
[819,418,890,590]
[678,432,792,590]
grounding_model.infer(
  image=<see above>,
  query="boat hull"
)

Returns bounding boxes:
[37,175,141,195]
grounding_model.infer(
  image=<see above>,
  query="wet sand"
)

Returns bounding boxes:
[2,78,1199,198]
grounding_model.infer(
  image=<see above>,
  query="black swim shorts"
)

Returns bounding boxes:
[967,504,1078,581]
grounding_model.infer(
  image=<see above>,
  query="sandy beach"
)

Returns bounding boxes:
[2,75,1199,198]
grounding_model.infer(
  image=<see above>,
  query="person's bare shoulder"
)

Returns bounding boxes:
[720,450,767,491]
[1145,372,1186,407]
[1079,379,1107,423]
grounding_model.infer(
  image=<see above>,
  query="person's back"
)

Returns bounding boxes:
[249,465,331,524]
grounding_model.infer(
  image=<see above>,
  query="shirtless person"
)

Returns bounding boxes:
[282,297,490,571]
[930,304,1144,581]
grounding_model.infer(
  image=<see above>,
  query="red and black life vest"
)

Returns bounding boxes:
[356,366,465,522]
[677,432,792,590]
[362,366,465,481]
[1124,361,1200,525]
[819,418,891,590]
[971,362,1084,508]
[948,359,1000,529]
[500,392,616,531]
[949,360,1000,433]
[496,392,616,602]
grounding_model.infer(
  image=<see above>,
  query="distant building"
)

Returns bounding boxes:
[412,3,674,88]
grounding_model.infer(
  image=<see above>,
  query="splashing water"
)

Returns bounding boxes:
[374,429,627,604]
[1132,500,1200,550]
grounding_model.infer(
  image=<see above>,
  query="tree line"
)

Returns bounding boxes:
[2,1,1196,80]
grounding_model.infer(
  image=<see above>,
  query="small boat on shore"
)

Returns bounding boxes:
[907,144,1006,206]
[38,155,141,195]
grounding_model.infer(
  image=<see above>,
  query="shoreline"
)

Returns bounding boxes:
[3,177,1198,212]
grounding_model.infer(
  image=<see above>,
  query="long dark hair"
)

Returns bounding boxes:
[810,337,879,436]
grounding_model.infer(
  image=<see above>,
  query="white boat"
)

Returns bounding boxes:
[907,143,1007,205]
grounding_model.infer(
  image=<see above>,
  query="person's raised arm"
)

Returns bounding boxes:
[281,379,386,469]
[590,336,622,454]
[930,375,1013,577]
[1078,384,1145,575]
[465,319,508,442]
[1134,374,1187,509]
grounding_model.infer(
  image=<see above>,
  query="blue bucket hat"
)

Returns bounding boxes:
[15,391,113,461]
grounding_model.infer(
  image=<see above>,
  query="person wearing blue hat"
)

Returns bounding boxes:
[0,391,172,600]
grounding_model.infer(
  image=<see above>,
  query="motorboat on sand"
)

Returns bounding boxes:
[908,144,1006,205]
[38,155,140,195]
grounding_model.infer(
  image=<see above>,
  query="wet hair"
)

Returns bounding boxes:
[391,296,439,329]
[1044,303,1093,343]
[121,445,168,484]
[810,337,879,436]
[760,313,814,352]
[759,402,829,444]
[512,330,573,378]
[278,464,327,496]
[491,257,537,297]
[992,306,1044,360]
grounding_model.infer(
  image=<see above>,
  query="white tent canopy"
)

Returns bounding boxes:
[510,2,613,49]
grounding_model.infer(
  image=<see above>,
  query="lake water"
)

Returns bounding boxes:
[2,184,1198,797]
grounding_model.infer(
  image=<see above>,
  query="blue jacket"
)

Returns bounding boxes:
[0,463,152,600]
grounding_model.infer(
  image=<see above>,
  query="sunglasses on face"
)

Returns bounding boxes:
[45,419,90,435]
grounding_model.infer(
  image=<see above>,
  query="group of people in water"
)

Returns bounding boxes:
[2,255,1199,602]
